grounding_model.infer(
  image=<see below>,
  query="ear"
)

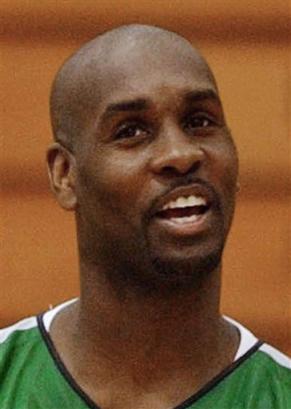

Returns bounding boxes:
[47,143,77,210]
[236,181,241,194]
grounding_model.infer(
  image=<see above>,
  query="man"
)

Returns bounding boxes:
[0,24,290,409]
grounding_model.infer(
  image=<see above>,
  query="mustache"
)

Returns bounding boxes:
[145,176,222,221]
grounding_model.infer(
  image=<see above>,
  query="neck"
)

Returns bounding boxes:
[72,262,224,360]
[50,262,239,409]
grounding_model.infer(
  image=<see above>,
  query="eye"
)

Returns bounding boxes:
[114,122,149,140]
[184,114,215,132]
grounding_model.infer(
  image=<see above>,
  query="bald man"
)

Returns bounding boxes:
[0,25,290,409]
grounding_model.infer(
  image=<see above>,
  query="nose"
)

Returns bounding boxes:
[150,122,205,177]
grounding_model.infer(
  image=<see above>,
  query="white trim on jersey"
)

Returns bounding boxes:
[2,299,290,371]
[0,316,37,344]
[41,300,260,364]
[223,316,258,360]
[259,343,291,369]
[43,298,77,331]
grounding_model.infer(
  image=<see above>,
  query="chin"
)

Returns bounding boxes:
[148,246,223,290]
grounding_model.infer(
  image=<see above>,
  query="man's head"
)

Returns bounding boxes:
[48,24,238,291]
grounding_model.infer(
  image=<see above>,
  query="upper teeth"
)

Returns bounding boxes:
[162,195,207,210]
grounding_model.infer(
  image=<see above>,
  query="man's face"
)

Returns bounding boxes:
[73,43,238,287]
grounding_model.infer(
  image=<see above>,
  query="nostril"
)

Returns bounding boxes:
[160,166,181,178]
[159,160,202,178]
[161,156,201,176]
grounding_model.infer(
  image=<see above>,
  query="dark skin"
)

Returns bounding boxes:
[47,25,239,409]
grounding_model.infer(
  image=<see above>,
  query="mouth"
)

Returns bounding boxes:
[156,195,210,224]
[151,185,214,236]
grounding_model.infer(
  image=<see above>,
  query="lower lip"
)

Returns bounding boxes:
[154,210,210,236]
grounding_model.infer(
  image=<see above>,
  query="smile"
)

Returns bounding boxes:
[153,186,214,236]
[158,195,209,222]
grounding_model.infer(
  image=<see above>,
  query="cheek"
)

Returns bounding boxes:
[208,138,238,191]
[206,140,238,224]
[77,152,147,220]
[219,146,238,229]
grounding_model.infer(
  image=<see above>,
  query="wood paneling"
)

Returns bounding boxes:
[1,1,290,355]
[1,0,289,44]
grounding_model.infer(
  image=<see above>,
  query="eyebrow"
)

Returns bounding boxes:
[184,89,221,104]
[101,98,150,120]
[99,89,221,123]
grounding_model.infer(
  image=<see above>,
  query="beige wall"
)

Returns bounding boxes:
[1,1,290,354]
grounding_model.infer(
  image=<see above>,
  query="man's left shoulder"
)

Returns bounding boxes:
[212,318,291,408]
[253,342,291,377]
[230,342,291,408]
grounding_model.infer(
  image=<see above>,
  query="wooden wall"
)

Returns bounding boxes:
[1,1,290,354]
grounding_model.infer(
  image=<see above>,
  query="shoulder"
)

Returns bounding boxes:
[0,301,77,403]
[222,316,291,407]
[0,315,41,373]
[0,315,39,353]
[0,301,81,408]
[0,299,77,362]
[254,343,291,377]
[236,342,291,406]
[0,314,44,404]
[225,315,290,369]
[0,299,78,371]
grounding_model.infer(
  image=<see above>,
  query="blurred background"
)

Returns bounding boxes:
[1,1,290,355]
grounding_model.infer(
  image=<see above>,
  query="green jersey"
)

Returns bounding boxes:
[0,300,290,408]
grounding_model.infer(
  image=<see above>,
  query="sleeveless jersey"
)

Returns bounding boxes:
[0,300,290,408]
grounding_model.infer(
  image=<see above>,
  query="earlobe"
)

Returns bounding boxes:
[47,143,77,210]
[236,181,241,193]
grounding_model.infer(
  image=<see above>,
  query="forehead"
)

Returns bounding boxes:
[86,37,217,110]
